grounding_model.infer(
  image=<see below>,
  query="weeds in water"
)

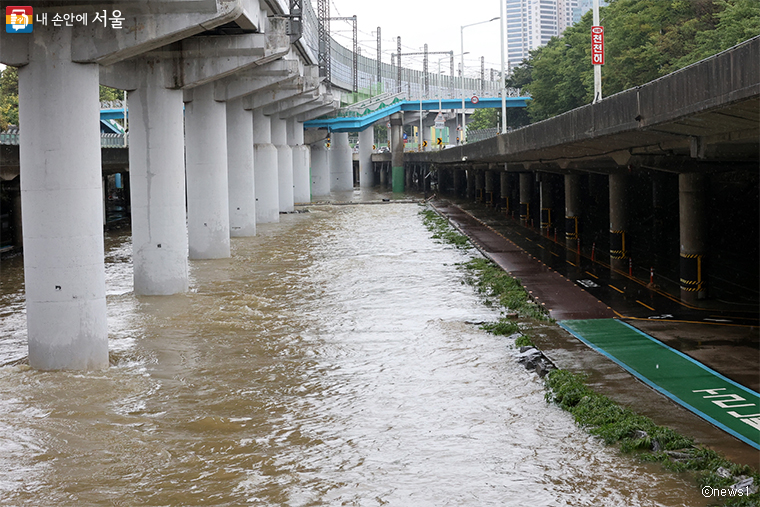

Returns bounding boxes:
[419,207,550,323]
[419,209,472,249]
[462,257,551,321]
[545,369,760,506]
[514,334,535,348]
[480,319,520,336]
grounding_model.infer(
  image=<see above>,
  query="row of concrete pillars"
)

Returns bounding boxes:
[438,167,709,304]
[14,46,363,370]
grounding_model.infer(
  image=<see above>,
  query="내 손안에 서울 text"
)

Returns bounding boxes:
[5,5,125,32]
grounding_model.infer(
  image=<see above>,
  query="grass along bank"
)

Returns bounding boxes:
[419,204,760,507]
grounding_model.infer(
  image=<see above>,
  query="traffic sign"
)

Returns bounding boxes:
[372,144,376,150]
[471,95,479,104]
[386,122,391,128]
[422,140,428,147]
[436,137,443,145]
[434,112,445,129]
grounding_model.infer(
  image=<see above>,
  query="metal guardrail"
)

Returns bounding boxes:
[467,127,499,143]
[0,131,128,148]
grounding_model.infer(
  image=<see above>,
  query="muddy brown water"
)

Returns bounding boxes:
[0,202,711,505]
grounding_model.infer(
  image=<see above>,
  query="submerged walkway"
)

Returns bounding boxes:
[431,201,614,320]
[432,201,760,452]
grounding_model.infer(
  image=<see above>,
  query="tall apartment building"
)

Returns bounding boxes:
[506,0,604,71]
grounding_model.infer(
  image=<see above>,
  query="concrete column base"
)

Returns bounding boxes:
[292,145,311,203]
[310,143,330,197]
[272,117,294,213]
[253,109,279,222]
[185,83,231,259]
[359,128,374,188]
[226,99,256,237]
[679,172,708,302]
[288,119,310,203]
[130,60,189,294]
[254,144,280,223]
[330,132,353,192]
[19,27,108,370]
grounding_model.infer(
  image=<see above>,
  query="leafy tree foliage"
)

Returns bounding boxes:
[0,65,122,129]
[521,0,759,122]
[467,108,499,132]
[0,66,19,130]
[99,86,123,102]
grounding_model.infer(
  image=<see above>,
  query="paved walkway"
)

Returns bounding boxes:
[561,319,760,450]
[432,200,760,457]
[432,202,614,320]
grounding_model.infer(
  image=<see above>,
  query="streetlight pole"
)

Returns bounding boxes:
[461,17,499,144]
[499,0,507,134]
[593,0,602,103]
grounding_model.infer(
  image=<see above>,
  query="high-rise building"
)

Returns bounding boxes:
[505,0,605,72]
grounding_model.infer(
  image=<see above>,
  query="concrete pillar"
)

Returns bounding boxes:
[359,128,374,188]
[609,172,629,272]
[310,142,330,197]
[288,119,311,204]
[519,173,532,226]
[253,109,279,223]
[679,172,708,302]
[453,168,464,197]
[466,169,476,200]
[390,113,405,193]
[475,170,485,202]
[379,162,387,188]
[485,171,495,205]
[226,98,256,237]
[19,27,108,370]
[272,117,294,212]
[12,193,22,248]
[564,174,581,249]
[330,132,353,192]
[423,124,433,152]
[500,171,510,211]
[652,172,666,249]
[540,174,553,234]
[185,83,231,259]
[130,61,189,294]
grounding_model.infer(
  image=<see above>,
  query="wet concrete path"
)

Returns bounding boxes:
[431,200,760,464]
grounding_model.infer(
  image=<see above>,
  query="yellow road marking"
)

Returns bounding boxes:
[585,271,598,279]
[636,300,655,311]
[609,284,624,294]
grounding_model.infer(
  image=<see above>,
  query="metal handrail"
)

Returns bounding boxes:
[0,131,128,148]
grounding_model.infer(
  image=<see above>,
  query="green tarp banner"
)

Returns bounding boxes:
[559,319,760,449]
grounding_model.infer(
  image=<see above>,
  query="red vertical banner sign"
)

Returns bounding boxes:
[591,26,604,65]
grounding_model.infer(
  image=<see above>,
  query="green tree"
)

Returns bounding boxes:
[676,0,760,66]
[99,85,123,103]
[505,61,533,129]
[0,66,122,130]
[467,108,499,132]
[521,0,759,122]
[0,66,19,130]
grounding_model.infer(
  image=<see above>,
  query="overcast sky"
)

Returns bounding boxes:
[324,0,506,79]
[1,2,506,78]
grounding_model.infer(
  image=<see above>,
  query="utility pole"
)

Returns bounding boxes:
[330,16,358,93]
[592,0,602,102]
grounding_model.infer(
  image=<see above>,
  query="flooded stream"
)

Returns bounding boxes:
[0,201,709,505]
